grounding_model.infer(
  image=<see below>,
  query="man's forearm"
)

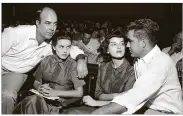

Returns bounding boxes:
[75,53,88,78]
[91,102,127,114]
[70,46,84,60]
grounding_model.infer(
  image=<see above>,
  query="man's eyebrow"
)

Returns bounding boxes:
[45,21,51,23]
[110,42,117,43]
[45,21,57,24]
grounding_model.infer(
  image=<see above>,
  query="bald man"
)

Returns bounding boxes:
[2,7,87,114]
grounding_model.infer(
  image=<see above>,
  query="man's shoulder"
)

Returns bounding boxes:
[4,25,35,31]
[3,25,36,38]
[152,50,175,66]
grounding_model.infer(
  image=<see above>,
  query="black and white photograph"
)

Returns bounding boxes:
[1,2,183,114]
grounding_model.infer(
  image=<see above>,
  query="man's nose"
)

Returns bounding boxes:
[64,48,67,52]
[127,42,130,48]
[50,24,55,31]
[117,44,122,49]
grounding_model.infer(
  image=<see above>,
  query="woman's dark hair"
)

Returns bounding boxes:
[51,31,72,55]
[52,31,72,47]
[97,30,127,62]
[99,30,127,53]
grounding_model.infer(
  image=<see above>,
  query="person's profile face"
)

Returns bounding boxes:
[53,39,71,60]
[99,29,105,37]
[95,23,100,29]
[37,8,58,40]
[108,37,125,59]
[66,27,71,32]
[83,33,91,41]
[92,31,99,38]
[173,32,182,52]
[126,30,142,58]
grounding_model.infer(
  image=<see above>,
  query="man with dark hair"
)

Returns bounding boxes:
[73,28,101,64]
[91,18,183,114]
[2,6,87,114]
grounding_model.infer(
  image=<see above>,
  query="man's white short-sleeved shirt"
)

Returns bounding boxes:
[2,25,84,73]
[111,45,183,114]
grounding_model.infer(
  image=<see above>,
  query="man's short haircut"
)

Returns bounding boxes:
[127,18,159,46]
[35,7,45,21]
[100,27,107,34]
[83,28,93,35]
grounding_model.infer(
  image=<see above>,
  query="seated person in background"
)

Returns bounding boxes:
[73,28,101,64]
[91,18,183,114]
[99,27,107,43]
[91,28,99,39]
[62,31,135,114]
[162,31,182,64]
[162,31,182,87]
[13,31,85,114]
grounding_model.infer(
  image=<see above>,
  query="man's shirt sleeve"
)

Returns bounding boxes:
[2,27,17,56]
[70,46,84,60]
[111,60,170,114]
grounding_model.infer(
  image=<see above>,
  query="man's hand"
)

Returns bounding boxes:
[77,59,88,78]
[83,95,96,107]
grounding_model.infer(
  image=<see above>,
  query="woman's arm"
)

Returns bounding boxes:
[48,86,84,98]
[33,80,42,90]
[83,95,111,107]
[98,93,119,101]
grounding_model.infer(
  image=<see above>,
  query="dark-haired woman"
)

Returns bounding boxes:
[63,31,135,114]
[13,32,85,114]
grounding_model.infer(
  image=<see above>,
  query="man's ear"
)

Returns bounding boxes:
[36,20,40,27]
[139,39,146,48]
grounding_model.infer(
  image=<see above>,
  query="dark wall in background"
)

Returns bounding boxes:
[2,3,182,48]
